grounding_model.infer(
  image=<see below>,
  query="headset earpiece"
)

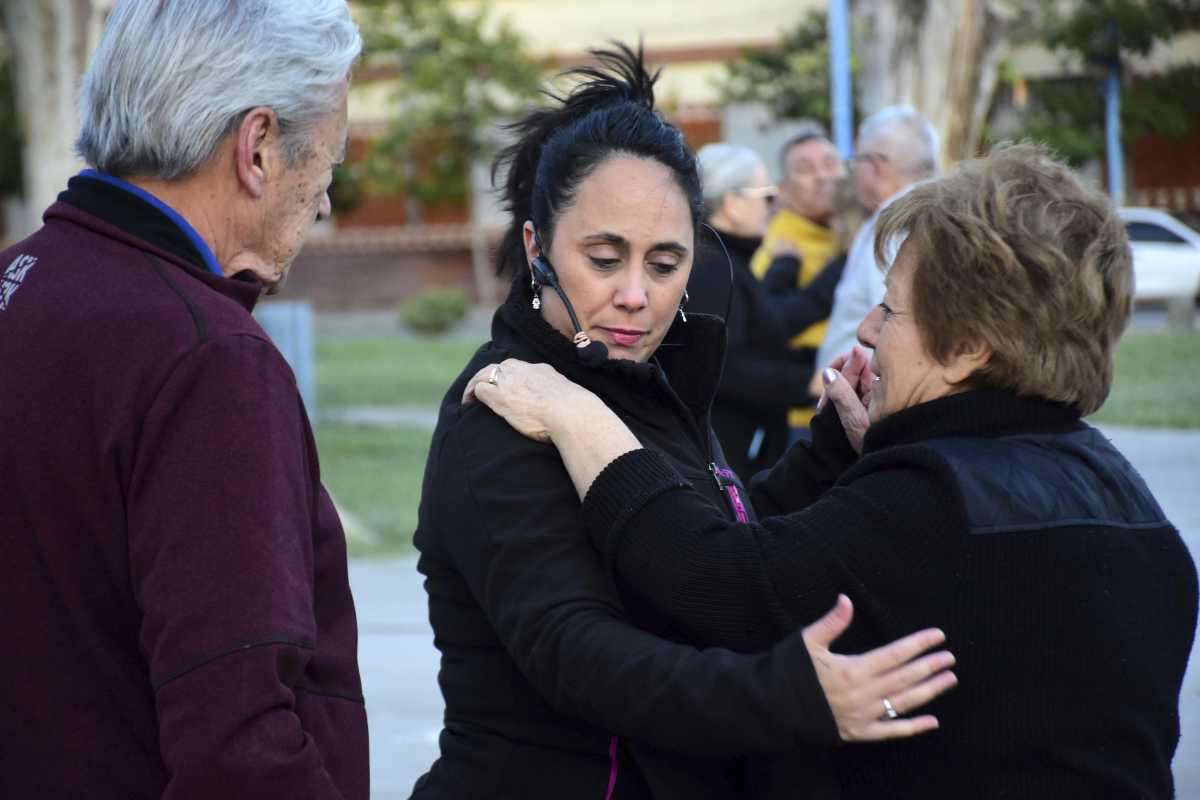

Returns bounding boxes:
[527,232,608,363]
[530,254,557,288]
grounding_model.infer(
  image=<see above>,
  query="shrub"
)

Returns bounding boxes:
[399,286,469,335]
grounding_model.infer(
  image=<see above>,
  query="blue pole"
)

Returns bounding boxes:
[1104,28,1124,205]
[828,0,853,159]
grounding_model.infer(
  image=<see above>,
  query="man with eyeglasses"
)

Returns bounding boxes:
[813,106,941,383]
[749,124,845,437]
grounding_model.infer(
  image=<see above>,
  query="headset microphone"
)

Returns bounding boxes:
[530,254,610,366]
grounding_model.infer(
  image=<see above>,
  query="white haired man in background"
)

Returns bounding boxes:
[814,107,941,377]
[0,2,367,798]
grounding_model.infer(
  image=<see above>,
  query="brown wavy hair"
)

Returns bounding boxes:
[874,142,1133,415]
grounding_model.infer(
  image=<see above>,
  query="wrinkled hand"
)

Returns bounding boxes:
[463,358,593,444]
[802,594,957,742]
[816,346,876,453]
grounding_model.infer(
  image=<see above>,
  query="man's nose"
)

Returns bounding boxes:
[317,192,332,221]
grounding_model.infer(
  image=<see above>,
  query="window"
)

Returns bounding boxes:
[1125,222,1187,245]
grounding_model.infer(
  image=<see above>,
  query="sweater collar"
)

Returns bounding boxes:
[47,174,264,313]
[75,170,223,276]
[493,278,726,416]
[862,390,1084,454]
[706,228,761,264]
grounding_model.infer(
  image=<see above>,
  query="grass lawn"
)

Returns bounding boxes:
[317,336,484,408]
[314,329,1199,554]
[1089,332,1200,429]
[315,424,433,555]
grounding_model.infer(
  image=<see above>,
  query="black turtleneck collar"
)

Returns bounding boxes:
[703,227,761,265]
[862,390,1084,454]
[492,278,727,417]
[57,174,211,273]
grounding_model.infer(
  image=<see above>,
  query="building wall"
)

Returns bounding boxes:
[286,228,479,310]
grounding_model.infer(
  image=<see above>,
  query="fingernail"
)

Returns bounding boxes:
[822,367,839,387]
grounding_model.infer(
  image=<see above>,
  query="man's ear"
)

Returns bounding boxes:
[234,107,278,200]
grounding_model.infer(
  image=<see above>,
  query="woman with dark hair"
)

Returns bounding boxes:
[468,143,1198,797]
[410,45,955,799]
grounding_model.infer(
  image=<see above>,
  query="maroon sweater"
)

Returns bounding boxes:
[0,177,368,799]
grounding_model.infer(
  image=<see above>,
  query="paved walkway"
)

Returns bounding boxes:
[350,425,1200,799]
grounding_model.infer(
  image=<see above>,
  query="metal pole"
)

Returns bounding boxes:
[828,0,854,159]
[1104,25,1125,205]
[1105,66,1124,205]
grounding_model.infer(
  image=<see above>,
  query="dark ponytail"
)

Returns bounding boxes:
[492,42,704,279]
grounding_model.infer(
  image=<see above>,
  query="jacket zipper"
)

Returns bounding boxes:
[651,365,748,523]
[710,464,749,523]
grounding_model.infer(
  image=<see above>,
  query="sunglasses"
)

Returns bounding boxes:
[735,185,779,202]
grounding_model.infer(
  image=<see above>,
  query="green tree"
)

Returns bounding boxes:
[1005,0,1200,166]
[352,0,544,212]
[716,10,848,128]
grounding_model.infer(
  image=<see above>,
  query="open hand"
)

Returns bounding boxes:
[802,594,957,742]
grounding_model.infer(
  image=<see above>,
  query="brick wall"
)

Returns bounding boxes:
[282,227,481,310]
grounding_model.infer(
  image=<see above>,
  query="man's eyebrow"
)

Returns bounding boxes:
[335,134,349,164]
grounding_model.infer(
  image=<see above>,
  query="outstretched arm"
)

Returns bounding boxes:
[463,359,957,742]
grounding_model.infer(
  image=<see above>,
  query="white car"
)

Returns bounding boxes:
[1118,207,1200,303]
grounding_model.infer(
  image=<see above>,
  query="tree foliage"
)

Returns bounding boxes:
[351,0,544,210]
[1007,0,1200,166]
[716,10,851,128]
[717,0,1200,169]
[1043,0,1200,62]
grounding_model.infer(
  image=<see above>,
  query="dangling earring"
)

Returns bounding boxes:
[678,289,689,322]
[531,275,542,310]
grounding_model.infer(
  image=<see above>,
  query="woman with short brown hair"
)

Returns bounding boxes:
[874,143,1130,415]
[467,142,1198,797]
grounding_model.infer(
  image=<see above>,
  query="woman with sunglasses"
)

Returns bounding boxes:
[689,143,845,479]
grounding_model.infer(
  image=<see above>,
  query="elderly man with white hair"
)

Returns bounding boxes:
[814,107,940,378]
[0,2,366,798]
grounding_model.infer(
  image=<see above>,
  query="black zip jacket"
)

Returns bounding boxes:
[410,281,839,799]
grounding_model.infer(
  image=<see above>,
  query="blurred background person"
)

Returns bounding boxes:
[813,106,939,383]
[760,174,867,342]
[690,143,850,479]
[750,125,845,440]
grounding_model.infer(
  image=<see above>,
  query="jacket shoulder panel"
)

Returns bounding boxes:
[916,426,1168,535]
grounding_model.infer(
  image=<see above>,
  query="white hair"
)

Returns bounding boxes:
[697,143,764,212]
[77,0,362,180]
[858,106,940,177]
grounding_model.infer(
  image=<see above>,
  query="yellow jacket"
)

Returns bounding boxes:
[750,209,838,426]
